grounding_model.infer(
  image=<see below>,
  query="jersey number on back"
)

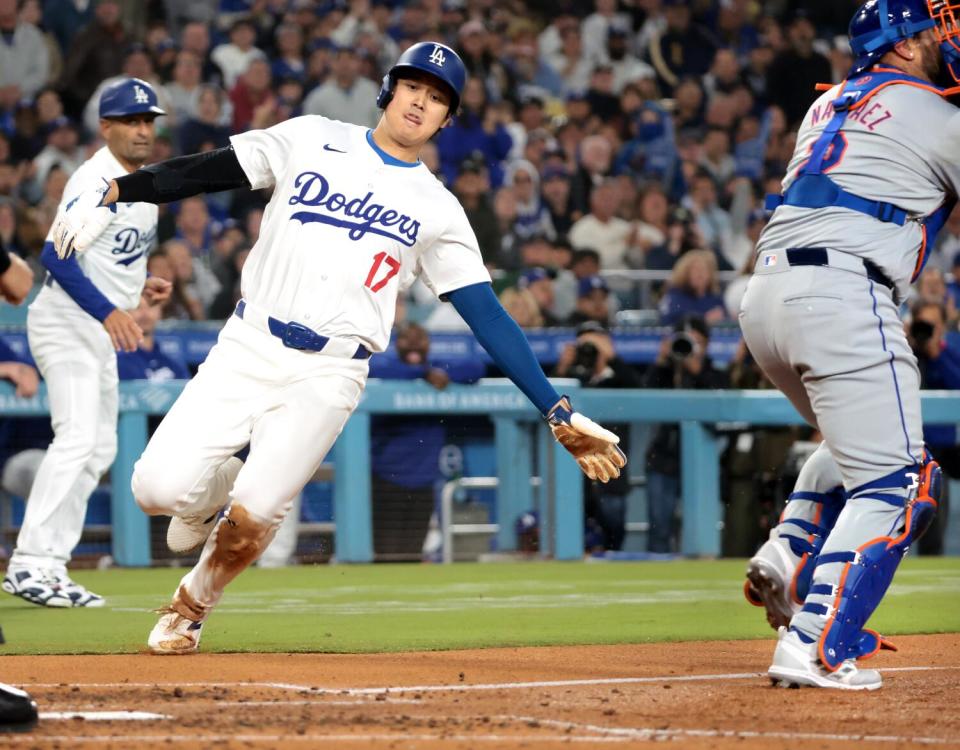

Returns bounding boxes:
[797,132,849,176]
[365,251,400,293]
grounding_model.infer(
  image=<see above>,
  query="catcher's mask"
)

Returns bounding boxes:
[848,0,960,83]
[927,0,960,83]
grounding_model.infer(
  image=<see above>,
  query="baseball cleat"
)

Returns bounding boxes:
[768,627,882,691]
[0,683,38,733]
[745,545,800,630]
[2,568,104,608]
[166,457,243,553]
[148,611,204,655]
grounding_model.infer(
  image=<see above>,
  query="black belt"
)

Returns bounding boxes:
[785,248,895,293]
[235,300,371,359]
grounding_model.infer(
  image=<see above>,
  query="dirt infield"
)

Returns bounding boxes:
[2,634,958,749]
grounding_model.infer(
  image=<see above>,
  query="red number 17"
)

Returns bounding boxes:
[364,251,400,293]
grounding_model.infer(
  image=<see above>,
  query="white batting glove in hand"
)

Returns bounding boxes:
[51,179,116,260]
[547,396,627,483]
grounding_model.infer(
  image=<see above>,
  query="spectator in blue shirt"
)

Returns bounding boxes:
[947,252,960,315]
[436,77,512,189]
[368,322,485,560]
[116,297,190,383]
[658,249,727,326]
[908,300,960,554]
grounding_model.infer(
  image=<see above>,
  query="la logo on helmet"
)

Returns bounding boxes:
[134,85,150,104]
[428,45,446,66]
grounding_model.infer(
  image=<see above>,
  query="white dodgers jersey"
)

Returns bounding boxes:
[758,77,960,300]
[230,115,491,352]
[34,146,157,315]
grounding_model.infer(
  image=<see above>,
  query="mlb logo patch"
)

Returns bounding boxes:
[762,252,777,267]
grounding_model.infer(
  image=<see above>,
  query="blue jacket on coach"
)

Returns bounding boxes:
[368,354,485,489]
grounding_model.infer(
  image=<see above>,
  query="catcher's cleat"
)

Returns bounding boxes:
[0,683,38,733]
[2,567,104,608]
[768,627,882,691]
[745,551,799,630]
[148,611,204,655]
[166,457,243,553]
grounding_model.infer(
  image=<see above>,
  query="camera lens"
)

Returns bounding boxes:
[670,332,695,360]
[910,319,935,345]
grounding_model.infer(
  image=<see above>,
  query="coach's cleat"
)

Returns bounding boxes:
[767,627,882,691]
[166,457,243,553]
[0,683,38,733]
[2,568,104,608]
[148,610,204,655]
[745,547,799,630]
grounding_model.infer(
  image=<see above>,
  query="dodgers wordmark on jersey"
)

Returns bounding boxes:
[758,79,960,301]
[230,115,491,352]
[33,146,157,315]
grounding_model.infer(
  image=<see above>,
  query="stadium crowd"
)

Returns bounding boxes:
[6,0,960,329]
[1,0,958,556]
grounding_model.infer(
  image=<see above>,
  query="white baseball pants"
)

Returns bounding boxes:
[10,305,118,571]
[132,316,367,614]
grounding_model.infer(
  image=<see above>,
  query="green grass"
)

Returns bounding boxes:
[0,559,957,655]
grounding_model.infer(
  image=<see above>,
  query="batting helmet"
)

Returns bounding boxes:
[98,77,166,119]
[376,42,466,113]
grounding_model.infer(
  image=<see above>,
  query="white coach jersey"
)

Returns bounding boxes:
[230,115,491,352]
[35,146,157,314]
[758,79,960,300]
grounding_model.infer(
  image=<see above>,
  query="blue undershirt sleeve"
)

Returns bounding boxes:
[447,282,561,416]
[41,241,115,322]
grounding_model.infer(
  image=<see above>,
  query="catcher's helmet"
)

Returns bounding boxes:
[98,77,166,119]
[376,41,466,113]
[849,0,960,81]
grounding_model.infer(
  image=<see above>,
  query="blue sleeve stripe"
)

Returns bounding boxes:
[41,242,116,322]
[447,282,560,416]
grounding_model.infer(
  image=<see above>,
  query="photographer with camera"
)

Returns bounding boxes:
[642,314,729,553]
[906,301,960,554]
[554,321,640,551]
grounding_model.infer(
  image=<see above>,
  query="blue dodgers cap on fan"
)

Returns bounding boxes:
[98,77,166,119]
[519,267,552,288]
[578,275,609,297]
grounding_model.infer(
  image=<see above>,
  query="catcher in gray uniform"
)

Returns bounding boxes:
[740,0,958,690]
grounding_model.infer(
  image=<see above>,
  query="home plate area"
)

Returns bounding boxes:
[5,636,959,749]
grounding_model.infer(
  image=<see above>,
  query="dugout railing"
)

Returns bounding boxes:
[1,381,959,566]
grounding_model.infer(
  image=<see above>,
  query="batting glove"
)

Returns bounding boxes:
[547,396,627,483]
[51,179,116,260]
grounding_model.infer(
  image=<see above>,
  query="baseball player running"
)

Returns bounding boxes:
[740,0,959,690]
[2,78,171,608]
[51,42,625,653]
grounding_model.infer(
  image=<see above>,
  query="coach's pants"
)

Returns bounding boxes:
[740,261,921,643]
[10,306,118,571]
[132,316,367,614]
